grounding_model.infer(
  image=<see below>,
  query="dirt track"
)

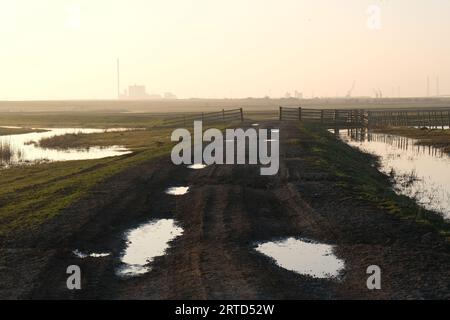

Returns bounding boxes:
[1,121,449,299]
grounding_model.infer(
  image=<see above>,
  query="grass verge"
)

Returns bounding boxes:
[297,124,450,238]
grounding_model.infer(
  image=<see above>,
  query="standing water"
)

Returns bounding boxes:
[0,127,131,167]
[116,219,183,277]
[255,237,345,279]
[339,130,450,219]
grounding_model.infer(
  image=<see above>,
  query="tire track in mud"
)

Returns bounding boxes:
[2,121,449,299]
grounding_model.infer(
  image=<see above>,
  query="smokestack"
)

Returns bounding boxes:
[117,58,120,99]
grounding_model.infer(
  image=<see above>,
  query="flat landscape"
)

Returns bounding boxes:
[1,104,449,299]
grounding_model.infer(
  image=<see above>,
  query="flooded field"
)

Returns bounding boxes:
[339,130,450,219]
[255,238,345,279]
[0,127,131,167]
[116,219,184,277]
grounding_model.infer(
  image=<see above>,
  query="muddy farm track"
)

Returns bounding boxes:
[1,122,449,299]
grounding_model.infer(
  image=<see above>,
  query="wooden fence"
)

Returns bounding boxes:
[280,106,450,129]
[367,108,450,128]
[279,107,367,128]
[163,108,243,127]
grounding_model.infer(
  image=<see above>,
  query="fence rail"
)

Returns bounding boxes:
[279,106,450,129]
[279,107,368,128]
[367,109,450,128]
[163,108,244,127]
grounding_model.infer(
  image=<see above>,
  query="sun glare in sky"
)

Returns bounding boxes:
[0,0,449,100]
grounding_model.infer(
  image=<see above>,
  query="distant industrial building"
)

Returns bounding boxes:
[127,85,148,99]
[119,85,177,100]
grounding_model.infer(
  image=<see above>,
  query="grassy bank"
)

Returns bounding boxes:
[374,127,450,154]
[0,127,173,237]
[296,124,450,238]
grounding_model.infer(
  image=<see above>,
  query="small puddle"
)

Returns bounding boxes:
[116,219,183,277]
[188,163,207,169]
[73,250,110,258]
[166,186,189,195]
[255,237,345,279]
[251,123,260,127]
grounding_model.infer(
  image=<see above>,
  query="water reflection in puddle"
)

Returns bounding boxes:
[116,219,183,277]
[73,250,110,258]
[255,238,345,279]
[188,163,207,169]
[251,124,260,127]
[339,130,450,219]
[166,186,189,195]
[0,127,132,167]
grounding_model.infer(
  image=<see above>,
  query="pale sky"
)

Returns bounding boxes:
[1,0,449,100]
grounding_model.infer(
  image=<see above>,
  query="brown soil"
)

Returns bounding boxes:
[1,122,449,300]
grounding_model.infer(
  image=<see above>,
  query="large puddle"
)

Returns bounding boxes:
[116,219,183,277]
[0,127,131,167]
[255,237,345,279]
[339,130,450,219]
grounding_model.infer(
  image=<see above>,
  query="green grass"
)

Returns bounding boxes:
[298,124,450,238]
[0,144,172,237]
[0,120,231,237]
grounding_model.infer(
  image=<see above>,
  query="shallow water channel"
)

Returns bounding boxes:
[339,130,450,219]
[0,127,131,167]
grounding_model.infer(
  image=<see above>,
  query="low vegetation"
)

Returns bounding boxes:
[35,128,171,151]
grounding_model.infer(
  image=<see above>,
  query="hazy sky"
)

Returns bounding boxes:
[1,0,449,100]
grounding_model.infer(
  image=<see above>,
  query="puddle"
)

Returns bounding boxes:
[255,237,345,279]
[0,127,132,168]
[116,219,183,277]
[188,163,207,169]
[339,130,450,219]
[251,124,260,127]
[166,186,189,195]
[73,250,110,258]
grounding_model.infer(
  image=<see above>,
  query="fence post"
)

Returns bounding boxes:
[279,107,282,121]
[240,108,244,122]
[320,110,324,124]
[222,109,225,122]
[202,112,204,123]
[298,107,302,121]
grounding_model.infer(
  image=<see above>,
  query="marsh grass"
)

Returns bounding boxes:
[0,141,13,164]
